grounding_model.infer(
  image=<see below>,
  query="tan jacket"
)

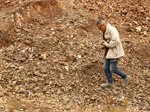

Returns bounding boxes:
[104,23,125,59]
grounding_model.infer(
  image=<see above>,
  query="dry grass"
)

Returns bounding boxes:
[7,97,147,112]
[8,100,52,112]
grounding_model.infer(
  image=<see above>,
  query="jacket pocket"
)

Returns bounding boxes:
[113,46,119,55]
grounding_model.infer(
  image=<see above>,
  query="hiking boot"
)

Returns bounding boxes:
[101,83,114,88]
[122,75,131,87]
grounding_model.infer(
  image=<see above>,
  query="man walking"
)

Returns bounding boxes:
[96,18,130,88]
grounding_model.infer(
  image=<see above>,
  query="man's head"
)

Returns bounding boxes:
[96,18,107,32]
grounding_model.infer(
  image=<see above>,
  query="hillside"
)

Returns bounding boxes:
[0,0,150,111]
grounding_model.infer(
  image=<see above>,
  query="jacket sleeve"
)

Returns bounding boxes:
[104,30,119,48]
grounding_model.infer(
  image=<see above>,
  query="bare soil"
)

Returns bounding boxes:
[0,0,150,111]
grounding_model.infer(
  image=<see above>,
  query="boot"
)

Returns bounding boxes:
[122,75,131,87]
[101,82,114,88]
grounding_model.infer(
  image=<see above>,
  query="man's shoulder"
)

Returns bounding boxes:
[109,25,117,30]
[109,25,118,33]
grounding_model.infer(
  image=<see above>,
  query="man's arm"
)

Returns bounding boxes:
[104,30,119,48]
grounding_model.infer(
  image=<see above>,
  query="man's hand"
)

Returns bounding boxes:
[99,41,106,50]
[94,44,104,50]
[100,45,105,49]
[101,41,105,46]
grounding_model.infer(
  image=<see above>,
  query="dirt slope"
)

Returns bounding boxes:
[0,0,150,111]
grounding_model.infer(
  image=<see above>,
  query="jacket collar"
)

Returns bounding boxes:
[104,23,111,34]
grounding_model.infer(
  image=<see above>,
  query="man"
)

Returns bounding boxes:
[96,18,131,88]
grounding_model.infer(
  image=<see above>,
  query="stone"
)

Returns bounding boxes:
[5,0,11,4]
[23,40,32,45]
[60,74,64,80]
[40,67,47,73]
[121,10,128,15]
[77,55,82,59]
[20,104,27,110]
[14,56,26,61]
[19,88,25,93]
[38,53,47,60]
[12,81,17,85]
[68,54,74,60]
[143,31,147,36]
[65,66,69,71]
[137,8,144,13]
[126,27,132,32]
[0,74,2,80]
[136,26,142,33]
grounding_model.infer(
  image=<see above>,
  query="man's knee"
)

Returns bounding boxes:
[110,65,116,73]
[110,66,113,72]
[103,64,109,70]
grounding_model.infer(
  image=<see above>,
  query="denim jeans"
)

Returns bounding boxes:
[103,56,127,83]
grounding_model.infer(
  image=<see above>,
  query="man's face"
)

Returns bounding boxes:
[97,24,106,32]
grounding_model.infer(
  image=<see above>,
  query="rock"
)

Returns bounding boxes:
[49,81,53,85]
[0,86,3,92]
[133,21,138,25]
[121,10,128,15]
[23,28,32,32]
[14,86,19,91]
[146,16,150,21]
[40,67,47,73]
[19,88,25,93]
[23,40,32,45]
[136,26,142,33]
[65,66,69,71]
[59,61,68,65]
[126,27,132,32]
[77,55,82,59]
[14,56,26,61]
[40,21,45,25]
[13,110,19,112]
[20,104,27,110]
[143,31,147,36]
[5,0,11,4]
[67,54,76,61]
[137,7,144,13]
[0,74,2,80]
[60,74,64,80]
[68,54,74,60]
[12,81,17,85]
[38,53,47,60]
[145,72,150,78]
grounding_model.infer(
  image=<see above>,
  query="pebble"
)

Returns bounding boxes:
[136,26,142,33]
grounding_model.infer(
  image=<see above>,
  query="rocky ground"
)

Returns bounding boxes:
[0,0,150,112]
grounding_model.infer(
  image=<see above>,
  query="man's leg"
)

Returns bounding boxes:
[101,56,114,88]
[103,56,113,83]
[110,58,126,79]
[110,58,130,87]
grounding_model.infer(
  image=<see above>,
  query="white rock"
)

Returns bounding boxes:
[52,32,55,35]
[70,35,74,38]
[77,55,82,59]
[51,28,54,31]
[136,26,142,33]
[65,66,69,71]
[143,31,147,36]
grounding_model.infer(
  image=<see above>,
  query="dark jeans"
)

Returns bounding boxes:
[103,56,127,83]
